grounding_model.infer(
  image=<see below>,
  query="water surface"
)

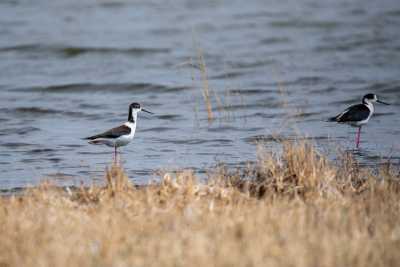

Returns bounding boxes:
[1,0,400,189]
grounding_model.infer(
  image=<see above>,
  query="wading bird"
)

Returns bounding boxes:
[84,102,153,162]
[328,93,389,148]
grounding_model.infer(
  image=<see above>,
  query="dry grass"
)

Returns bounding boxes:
[195,46,214,122]
[1,141,400,267]
[184,40,247,124]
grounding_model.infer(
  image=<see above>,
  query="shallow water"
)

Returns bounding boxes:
[1,0,400,189]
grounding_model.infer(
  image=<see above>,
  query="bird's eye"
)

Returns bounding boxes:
[131,103,141,109]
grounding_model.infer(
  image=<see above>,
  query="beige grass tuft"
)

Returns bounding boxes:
[1,141,399,267]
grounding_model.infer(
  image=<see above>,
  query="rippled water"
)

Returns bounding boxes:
[1,0,400,189]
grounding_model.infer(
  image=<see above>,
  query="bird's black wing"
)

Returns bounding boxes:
[329,104,370,123]
[85,125,131,140]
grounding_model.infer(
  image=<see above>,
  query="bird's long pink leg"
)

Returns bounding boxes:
[355,126,361,148]
[114,146,117,164]
[116,147,119,165]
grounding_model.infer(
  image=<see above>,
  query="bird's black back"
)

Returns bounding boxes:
[85,125,131,140]
[329,104,370,123]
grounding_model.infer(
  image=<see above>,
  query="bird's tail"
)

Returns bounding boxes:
[82,135,98,140]
[87,139,103,145]
[327,116,337,122]
[81,136,100,144]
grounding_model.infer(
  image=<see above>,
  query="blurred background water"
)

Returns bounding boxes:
[0,0,399,190]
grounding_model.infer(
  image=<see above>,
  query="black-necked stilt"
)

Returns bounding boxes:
[328,93,389,148]
[84,102,153,162]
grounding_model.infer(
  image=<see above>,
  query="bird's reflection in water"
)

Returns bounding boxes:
[344,148,400,170]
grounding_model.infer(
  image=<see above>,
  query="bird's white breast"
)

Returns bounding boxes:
[115,122,136,147]
[364,102,374,122]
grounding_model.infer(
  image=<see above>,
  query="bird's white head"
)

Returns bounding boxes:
[129,103,142,114]
[362,93,389,105]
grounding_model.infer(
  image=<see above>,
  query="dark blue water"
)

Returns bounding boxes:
[1,0,400,189]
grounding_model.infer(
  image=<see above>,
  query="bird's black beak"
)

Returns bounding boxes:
[377,100,390,105]
[142,108,154,114]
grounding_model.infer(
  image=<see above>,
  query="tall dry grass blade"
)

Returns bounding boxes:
[105,164,132,195]
[196,46,214,122]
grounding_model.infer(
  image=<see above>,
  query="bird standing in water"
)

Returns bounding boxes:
[328,93,389,148]
[84,102,153,163]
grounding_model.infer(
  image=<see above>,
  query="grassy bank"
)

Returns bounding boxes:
[1,141,399,267]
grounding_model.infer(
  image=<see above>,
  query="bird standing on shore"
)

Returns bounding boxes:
[84,102,153,163]
[328,93,389,148]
